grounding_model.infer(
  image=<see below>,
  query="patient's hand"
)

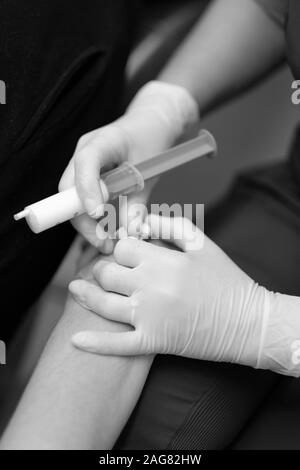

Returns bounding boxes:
[76,236,171,282]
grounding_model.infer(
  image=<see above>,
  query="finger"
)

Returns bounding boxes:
[59,156,75,191]
[119,179,157,238]
[113,237,162,268]
[75,143,105,218]
[127,211,146,239]
[69,280,132,324]
[71,214,113,253]
[76,241,99,273]
[115,226,129,240]
[58,131,98,191]
[92,259,136,296]
[119,193,147,238]
[144,214,204,252]
[72,330,142,356]
[74,126,129,218]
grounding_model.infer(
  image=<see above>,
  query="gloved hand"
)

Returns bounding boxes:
[70,215,300,377]
[59,81,199,251]
[69,215,270,370]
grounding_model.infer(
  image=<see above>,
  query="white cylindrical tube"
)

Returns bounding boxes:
[17,182,109,234]
[14,162,145,233]
[21,187,84,233]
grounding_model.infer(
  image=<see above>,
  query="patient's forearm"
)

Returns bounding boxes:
[0,290,152,449]
[159,0,286,113]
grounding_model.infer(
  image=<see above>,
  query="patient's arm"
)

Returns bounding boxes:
[0,255,153,450]
[159,0,286,113]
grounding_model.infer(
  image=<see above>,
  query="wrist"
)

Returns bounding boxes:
[114,81,200,165]
[126,81,200,141]
[257,292,300,377]
[227,282,270,369]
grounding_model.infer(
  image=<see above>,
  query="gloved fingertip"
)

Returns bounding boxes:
[127,217,145,239]
[116,227,129,240]
[102,237,114,254]
[72,332,94,349]
[68,280,85,296]
[87,202,105,219]
[141,222,151,239]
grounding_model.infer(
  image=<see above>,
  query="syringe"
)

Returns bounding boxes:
[14,130,217,234]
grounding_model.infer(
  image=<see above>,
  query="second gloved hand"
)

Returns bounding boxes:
[69,215,270,370]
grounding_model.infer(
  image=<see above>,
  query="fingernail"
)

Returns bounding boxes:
[69,281,87,306]
[86,199,104,219]
[69,280,82,296]
[89,206,104,219]
[117,227,128,240]
[72,332,94,349]
[141,223,151,239]
[103,237,114,254]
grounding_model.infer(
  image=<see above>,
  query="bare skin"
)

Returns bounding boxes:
[0,253,153,450]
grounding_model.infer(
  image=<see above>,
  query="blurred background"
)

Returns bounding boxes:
[132,0,300,208]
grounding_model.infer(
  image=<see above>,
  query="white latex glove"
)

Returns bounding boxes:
[59,81,199,251]
[68,216,264,365]
[69,215,300,377]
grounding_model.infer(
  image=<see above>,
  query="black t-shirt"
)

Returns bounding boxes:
[0,0,134,341]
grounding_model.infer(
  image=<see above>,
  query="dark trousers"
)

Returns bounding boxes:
[0,0,134,341]
[117,138,300,449]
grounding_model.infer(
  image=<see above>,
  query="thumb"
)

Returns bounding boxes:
[144,214,204,252]
[74,126,130,218]
[72,330,142,356]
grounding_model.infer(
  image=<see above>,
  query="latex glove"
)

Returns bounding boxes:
[69,215,267,367]
[59,81,199,251]
[70,215,300,377]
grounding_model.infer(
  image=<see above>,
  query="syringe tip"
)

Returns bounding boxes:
[14,209,29,221]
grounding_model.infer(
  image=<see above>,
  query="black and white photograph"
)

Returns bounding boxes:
[0,0,300,457]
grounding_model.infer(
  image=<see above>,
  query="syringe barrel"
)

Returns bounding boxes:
[19,131,216,234]
[101,162,145,200]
